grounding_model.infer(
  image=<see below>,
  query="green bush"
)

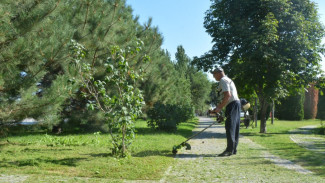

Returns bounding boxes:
[147,102,194,131]
[317,91,325,121]
[276,89,305,121]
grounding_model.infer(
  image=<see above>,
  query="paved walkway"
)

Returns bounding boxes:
[159,117,324,183]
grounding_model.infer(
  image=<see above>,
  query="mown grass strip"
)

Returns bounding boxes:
[0,118,198,181]
[240,119,325,177]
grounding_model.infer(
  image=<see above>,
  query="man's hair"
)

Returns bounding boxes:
[211,67,224,74]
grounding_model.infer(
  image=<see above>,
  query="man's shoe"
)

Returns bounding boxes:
[218,151,232,157]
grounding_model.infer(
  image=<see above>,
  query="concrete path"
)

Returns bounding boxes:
[159,117,324,183]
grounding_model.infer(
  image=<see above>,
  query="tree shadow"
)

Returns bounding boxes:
[176,153,217,159]
[132,150,172,157]
[247,142,325,177]
[86,153,111,158]
[41,157,87,166]
[240,132,275,138]
[187,131,226,140]
[0,157,87,168]
[21,148,73,152]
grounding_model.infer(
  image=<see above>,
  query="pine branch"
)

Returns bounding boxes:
[103,1,119,38]
[3,100,56,118]
[10,0,43,22]
[89,1,120,68]
[82,1,90,31]
[1,0,62,61]
[91,48,99,68]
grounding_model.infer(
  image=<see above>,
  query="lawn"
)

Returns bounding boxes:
[0,118,197,181]
[240,119,325,177]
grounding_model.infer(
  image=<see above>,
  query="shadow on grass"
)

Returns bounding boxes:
[87,153,111,158]
[132,150,173,157]
[187,131,226,140]
[240,132,297,138]
[86,150,173,158]
[42,157,87,166]
[0,157,87,168]
[241,133,274,138]
[248,142,325,177]
[196,122,220,126]
[21,148,73,152]
[176,153,217,158]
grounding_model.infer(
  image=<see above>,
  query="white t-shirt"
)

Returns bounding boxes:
[218,76,239,105]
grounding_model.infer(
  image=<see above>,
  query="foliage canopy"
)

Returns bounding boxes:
[194,0,325,132]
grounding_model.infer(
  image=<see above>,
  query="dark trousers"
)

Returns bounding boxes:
[225,100,241,153]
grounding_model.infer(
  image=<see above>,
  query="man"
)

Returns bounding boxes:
[212,67,241,156]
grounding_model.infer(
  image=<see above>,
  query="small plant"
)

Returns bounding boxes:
[92,131,102,145]
[40,134,87,147]
[70,39,147,157]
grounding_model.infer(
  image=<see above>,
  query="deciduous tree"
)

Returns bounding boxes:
[194,0,325,133]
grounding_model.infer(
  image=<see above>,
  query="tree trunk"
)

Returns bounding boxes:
[122,125,126,157]
[254,97,258,128]
[304,83,319,119]
[259,96,269,133]
[271,100,274,125]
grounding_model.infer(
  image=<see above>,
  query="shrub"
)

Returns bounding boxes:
[147,102,194,131]
[276,89,305,120]
[317,90,325,121]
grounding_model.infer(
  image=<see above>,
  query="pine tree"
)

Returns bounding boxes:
[0,0,77,126]
[174,45,211,115]
[189,69,212,115]
[173,46,192,107]
[140,50,179,108]
[0,0,165,129]
[60,0,147,129]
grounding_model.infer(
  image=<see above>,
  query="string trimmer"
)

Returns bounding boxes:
[172,113,224,154]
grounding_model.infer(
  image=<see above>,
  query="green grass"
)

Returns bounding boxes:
[0,119,197,181]
[313,121,325,135]
[240,119,325,177]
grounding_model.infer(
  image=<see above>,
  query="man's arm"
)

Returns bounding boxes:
[214,91,231,113]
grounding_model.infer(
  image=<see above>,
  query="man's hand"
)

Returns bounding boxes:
[214,91,230,114]
[214,107,221,113]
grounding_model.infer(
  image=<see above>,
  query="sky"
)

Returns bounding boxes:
[126,0,325,76]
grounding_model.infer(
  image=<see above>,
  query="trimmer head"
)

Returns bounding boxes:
[172,113,223,155]
[172,142,191,154]
[172,145,181,154]
[184,142,191,150]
